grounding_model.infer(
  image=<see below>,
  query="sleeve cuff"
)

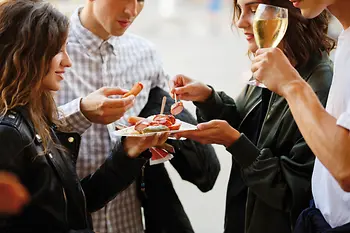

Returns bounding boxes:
[337,111,350,131]
[112,139,149,171]
[194,86,224,121]
[226,134,260,168]
[58,98,92,134]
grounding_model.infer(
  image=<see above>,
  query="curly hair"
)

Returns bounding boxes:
[233,0,336,68]
[0,0,69,153]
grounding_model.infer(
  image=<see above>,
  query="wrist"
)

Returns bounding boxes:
[281,78,307,100]
[197,85,213,103]
[123,138,142,158]
[79,97,89,119]
[224,128,241,148]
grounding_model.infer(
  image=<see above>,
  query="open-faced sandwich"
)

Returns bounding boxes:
[128,114,182,134]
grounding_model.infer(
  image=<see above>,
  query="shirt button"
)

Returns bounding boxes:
[68,137,74,143]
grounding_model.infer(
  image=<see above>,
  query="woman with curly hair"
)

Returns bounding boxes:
[0,1,168,232]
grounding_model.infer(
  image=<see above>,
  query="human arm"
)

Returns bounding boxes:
[138,87,220,192]
[57,87,134,134]
[0,125,29,214]
[177,61,332,211]
[170,75,242,127]
[252,48,350,191]
[80,132,169,212]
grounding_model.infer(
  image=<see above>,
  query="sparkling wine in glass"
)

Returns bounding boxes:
[247,3,288,88]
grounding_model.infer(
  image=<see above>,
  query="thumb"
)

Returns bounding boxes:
[197,122,212,130]
[173,85,191,95]
[101,87,129,96]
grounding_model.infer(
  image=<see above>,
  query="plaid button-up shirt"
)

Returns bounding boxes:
[56,8,168,233]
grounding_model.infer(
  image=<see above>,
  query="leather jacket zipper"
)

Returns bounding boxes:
[257,93,276,143]
[62,187,69,227]
[140,161,147,199]
[238,100,262,131]
[79,184,89,228]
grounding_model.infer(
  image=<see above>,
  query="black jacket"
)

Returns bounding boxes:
[194,52,333,233]
[0,107,148,233]
[137,87,220,233]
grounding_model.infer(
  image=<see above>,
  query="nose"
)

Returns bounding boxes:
[124,0,138,18]
[62,52,72,68]
[236,12,252,30]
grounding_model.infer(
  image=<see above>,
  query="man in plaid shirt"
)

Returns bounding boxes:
[56,0,220,233]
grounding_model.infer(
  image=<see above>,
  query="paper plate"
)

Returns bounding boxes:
[113,118,197,138]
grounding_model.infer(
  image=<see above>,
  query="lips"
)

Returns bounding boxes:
[118,20,130,28]
[55,71,65,79]
[245,33,254,41]
[290,0,301,7]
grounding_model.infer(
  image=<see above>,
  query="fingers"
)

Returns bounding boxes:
[172,74,187,87]
[255,48,271,56]
[251,60,263,74]
[149,132,169,147]
[100,87,129,96]
[103,95,135,108]
[172,86,189,96]
[196,122,215,130]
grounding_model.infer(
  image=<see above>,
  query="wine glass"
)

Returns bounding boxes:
[247,3,288,88]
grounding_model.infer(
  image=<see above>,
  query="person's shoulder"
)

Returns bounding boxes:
[304,51,333,92]
[0,110,25,148]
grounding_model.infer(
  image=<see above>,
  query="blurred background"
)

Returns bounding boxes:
[50,0,342,232]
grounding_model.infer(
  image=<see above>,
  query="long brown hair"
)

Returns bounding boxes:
[233,0,336,67]
[0,0,69,153]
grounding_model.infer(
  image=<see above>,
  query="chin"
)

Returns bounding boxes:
[300,7,326,19]
[111,29,127,37]
[51,84,61,92]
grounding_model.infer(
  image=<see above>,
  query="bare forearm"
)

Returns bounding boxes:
[283,81,350,191]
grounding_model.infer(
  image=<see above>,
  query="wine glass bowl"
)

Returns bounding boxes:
[247,3,288,88]
[253,4,288,49]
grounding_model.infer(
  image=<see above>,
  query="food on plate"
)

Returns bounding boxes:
[127,114,182,134]
[170,101,184,115]
[143,125,169,133]
[122,82,144,98]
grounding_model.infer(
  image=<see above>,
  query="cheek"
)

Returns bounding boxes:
[50,57,61,71]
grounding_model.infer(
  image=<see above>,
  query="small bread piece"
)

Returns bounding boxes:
[143,125,169,133]
[123,82,144,98]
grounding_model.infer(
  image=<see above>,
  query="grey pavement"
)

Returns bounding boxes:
[52,1,341,232]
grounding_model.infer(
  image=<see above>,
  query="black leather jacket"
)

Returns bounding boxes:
[136,87,220,233]
[194,52,333,233]
[0,107,148,233]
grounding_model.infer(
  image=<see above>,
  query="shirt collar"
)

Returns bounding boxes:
[70,7,119,55]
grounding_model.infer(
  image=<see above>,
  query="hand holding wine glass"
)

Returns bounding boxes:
[247,3,288,88]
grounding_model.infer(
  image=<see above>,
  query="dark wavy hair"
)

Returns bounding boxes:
[0,0,69,153]
[233,0,336,67]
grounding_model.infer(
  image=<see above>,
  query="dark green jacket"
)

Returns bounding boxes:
[195,52,333,233]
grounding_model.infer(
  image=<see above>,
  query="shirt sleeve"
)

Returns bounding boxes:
[57,97,92,134]
[336,97,350,130]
